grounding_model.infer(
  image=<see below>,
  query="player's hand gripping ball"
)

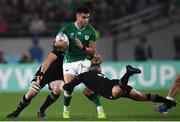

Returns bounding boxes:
[55,32,69,48]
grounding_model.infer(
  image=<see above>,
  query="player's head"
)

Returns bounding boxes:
[76,7,90,27]
[90,64,102,72]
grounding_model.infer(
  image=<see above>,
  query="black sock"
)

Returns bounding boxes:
[39,92,59,112]
[15,95,31,115]
[147,94,174,106]
[64,95,72,106]
[120,72,131,86]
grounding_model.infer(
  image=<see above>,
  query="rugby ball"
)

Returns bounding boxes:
[55,32,69,47]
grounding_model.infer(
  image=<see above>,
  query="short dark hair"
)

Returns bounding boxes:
[76,7,90,14]
[90,64,102,72]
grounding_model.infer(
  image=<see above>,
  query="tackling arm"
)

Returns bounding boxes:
[40,52,57,74]
[63,77,83,91]
[36,52,58,84]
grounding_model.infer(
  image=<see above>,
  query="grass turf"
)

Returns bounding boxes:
[0,90,180,121]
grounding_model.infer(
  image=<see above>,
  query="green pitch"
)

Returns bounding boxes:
[0,90,180,121]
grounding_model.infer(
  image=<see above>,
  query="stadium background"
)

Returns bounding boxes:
[0,0,180,120]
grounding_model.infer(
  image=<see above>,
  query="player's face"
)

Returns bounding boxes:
[76,13,90,27]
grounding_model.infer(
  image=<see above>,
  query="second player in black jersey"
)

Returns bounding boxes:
[7,49,64,118]
[32,49,64,88]
[62,65,177,111]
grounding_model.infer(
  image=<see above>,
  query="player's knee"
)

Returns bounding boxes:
[26,89,38,100]
[83,87,93,96]
[64,74,74,83]
[52,85,61,95]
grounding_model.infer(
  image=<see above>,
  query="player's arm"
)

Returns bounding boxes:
[63,76,84,91]
[76,39,96,56]
[40,52,58,74]
[85,41,96,56]
[85,27,97,56]
[43,31,67,72]
[36,51,58,84]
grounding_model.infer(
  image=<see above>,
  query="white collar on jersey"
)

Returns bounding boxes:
[75,22,86,31]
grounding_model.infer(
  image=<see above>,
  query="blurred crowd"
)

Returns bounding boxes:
[0,38,44,64]
[0,0,178,37]
[0,0,180,63]
[1,35,180,64]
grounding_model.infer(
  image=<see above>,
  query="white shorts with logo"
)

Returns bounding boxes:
[63,59,91,76]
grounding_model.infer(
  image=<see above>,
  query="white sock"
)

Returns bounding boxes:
[166,96,174,101]
[64,106,69,112]
[97,106,104,112]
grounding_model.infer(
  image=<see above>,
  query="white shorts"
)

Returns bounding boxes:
[63,59,91,76]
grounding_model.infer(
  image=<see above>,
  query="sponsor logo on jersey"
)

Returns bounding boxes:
[70,33,74,38]
[78,32,81,35]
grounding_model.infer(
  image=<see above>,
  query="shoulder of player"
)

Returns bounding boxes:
[62,22,74,29]
[87,24,96,31]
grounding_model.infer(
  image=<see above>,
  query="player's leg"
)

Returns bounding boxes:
[120,65,141,88]
[62,60,91,118]
[63,74,74,118]
[124,88,177,108]
[155,74,180,114]
[83,88,106,119]
[80,60,106,118]
[63,75,74,119]
[38,80,62,118]
[6,82,41,118]
[167,74,180,100]
[63,63,76,118]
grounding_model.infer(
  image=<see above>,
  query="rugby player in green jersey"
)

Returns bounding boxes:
[55,7,106,119]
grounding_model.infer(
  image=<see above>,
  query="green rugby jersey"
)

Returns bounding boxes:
[58,22,97,63]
